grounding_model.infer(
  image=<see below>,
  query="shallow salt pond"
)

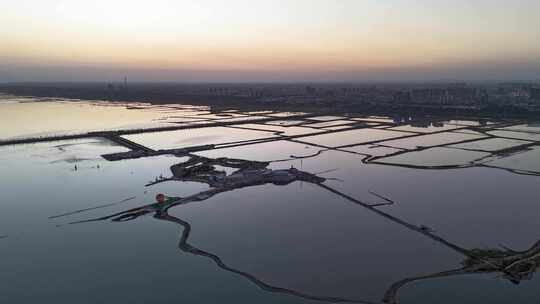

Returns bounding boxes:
[303,120,355,128]
[0,100,179,139]
[450,138,532,152]
[484,146,540,173]
[340,144,404,156]
[389,123,463,133]
[226,124,321,137]
[382,132,487,149]
[123,127,277,150]
[372,147,490,167]
[296,128,408,147]
[488,130,540,141]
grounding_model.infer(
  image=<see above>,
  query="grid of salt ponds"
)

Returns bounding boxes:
[265,112,306,117]
[487,130,540,142]
[308,115,348,121]
[484,146,540,172]
[340,144,404,157]
[444,120,484,126]
[449,129,485,135]
[229,124,321,136]
[450,138,532,152]
[265,120,306,126]
[160,117,208,123]
[196,140,319,162]
[389,124,463,133]
[374,147,490,167]
[322,125,356,131]
[500,124,540,133]
[304,120,355,128]
[214,116,269,122]
[244,110,275,115]
[382,132,487,150]
[186,113,249,119]
[351,117,395,123]
[296,129,408,147]
[122,127,278,150]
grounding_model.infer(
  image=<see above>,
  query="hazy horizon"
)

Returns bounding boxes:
[2,0,540,82]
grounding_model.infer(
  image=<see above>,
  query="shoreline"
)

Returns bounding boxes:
[1,84,540,120]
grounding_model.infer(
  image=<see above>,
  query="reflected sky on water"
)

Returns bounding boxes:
[1,98,540,303]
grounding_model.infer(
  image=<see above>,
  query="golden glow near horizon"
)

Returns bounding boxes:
[1,0,540,80]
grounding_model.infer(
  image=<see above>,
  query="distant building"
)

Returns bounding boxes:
[408,86,478,105]
[393,91,411,103]
[531,88,540,100]
[446,87,477,102]
[411,88,445,104]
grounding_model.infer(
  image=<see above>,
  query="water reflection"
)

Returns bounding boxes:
[2,99,540,303]
[323,121,540,177]
[154,212,375,304]
[55,154,540,304]
[49,197,136,219]
[64,156,379,303]
[383,241,540,303]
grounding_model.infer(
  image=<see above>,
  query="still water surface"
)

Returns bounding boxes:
[0,98,539,303]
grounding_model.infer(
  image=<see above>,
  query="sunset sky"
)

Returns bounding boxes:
[1,0,540,82]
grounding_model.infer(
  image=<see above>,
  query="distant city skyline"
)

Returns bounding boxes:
[1,0,540,82]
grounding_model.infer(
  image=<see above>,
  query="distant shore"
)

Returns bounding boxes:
[1,83,539,119]
[0,83,256,105]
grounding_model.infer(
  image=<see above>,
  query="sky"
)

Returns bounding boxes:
[1,0,540,82]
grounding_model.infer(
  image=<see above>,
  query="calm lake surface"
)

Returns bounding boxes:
[1,96,539,304]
